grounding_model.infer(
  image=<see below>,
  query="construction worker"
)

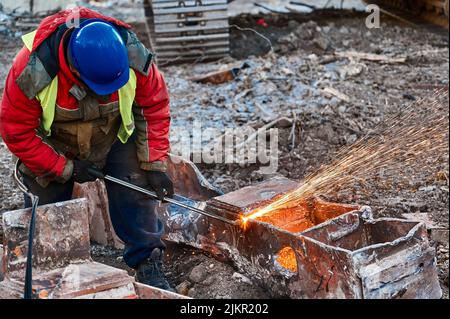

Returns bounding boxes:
[0,8,175,291]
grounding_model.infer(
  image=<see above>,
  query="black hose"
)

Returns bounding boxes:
[24,194,38,299]
[13,159,39,299]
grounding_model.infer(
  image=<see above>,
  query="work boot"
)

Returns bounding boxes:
[135,248,174,292]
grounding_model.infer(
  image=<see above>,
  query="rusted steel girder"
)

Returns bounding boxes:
[158,175,364,297]
[159,168,442,299]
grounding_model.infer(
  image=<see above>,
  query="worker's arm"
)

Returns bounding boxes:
[133,62,171,172]
[0,48,71,183]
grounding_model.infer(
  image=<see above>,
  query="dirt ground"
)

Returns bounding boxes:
[0,8,448,299]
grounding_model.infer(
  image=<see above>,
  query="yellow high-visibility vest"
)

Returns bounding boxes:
[22,30,136,143]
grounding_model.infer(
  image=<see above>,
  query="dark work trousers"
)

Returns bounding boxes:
[23,134,166,269]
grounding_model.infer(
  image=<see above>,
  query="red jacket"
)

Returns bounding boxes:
[0,8,170,179]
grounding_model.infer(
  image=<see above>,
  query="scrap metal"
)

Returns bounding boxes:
[158,170,442,299]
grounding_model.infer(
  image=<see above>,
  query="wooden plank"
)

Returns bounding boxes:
[155,32,228,43]
[154,4,227,15]
[156,30,229,39]
[153,10,228,24]
[153,0,226,9]
[154,14,228,25]
[155,21,229,34]
[156,47,229,58]
[157,53,229,64]
[154,9,227,21]
[148,0,230,65]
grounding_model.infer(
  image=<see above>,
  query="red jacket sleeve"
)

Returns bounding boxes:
[133,63,171,171]
[0,47,68,180]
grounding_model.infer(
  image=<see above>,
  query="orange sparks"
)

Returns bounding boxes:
[240,215,248,228]
[241,90,449,224]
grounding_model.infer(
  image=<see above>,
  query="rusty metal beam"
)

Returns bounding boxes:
[158,170,442,299]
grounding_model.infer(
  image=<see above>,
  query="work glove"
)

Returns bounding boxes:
[72,159,99,184]
[146,171,174,201]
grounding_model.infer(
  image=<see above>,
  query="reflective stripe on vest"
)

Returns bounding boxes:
[22,30,136,143]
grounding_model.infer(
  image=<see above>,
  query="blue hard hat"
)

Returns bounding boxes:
[69,19,129,95]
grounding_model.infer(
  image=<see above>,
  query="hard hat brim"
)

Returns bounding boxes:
[81,67,130,96]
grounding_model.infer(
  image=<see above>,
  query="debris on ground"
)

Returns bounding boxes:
[0,4,448,299]
[188,62,250,85]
